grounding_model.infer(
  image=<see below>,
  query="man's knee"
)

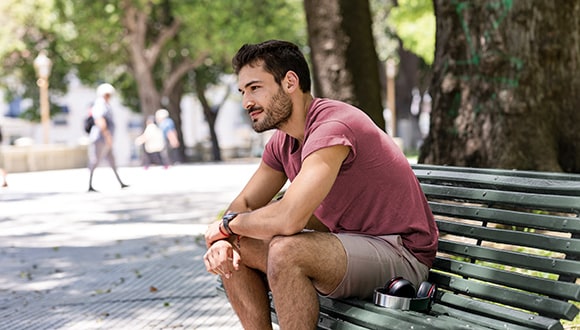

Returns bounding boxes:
[267,236,302,279]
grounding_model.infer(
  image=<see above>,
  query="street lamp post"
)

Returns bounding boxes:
[33,51,52,144]
[386,59,397,137]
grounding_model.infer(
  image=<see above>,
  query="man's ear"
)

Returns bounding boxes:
[284,71,299,92]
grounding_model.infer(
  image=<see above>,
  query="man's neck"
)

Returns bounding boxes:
[279,93,314,144]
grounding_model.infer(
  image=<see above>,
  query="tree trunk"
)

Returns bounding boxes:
[122,0,163,117]
[166,79,186,163]
[304,0,384,129]
[420,1,580,173]
[195,75,222,162]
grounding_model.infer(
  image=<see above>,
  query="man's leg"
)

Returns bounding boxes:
[222,237,273,329]
[104,148,128,188]
[267,232,347,329]
[88,143,103,192]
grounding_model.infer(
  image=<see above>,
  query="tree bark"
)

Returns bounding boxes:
[421,1,580,172]
[122,0,162,117]
[304,0,384,129]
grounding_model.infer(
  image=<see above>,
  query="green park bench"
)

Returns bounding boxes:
[219,164,580,329]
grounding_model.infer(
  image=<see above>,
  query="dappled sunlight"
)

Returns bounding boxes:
[0,163,259,329]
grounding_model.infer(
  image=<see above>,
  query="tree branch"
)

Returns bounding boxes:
[162,51,209,96]
[145,19,181,67]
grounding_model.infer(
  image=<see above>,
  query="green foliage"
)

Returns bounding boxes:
[50,0,306,112]
[175,0,307,85]
[0,0,70,121]
[388,0,435,64]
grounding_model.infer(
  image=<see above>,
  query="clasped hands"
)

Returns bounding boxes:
[203,221,240,279]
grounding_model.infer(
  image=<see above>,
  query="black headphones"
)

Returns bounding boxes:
[374,276,437,312]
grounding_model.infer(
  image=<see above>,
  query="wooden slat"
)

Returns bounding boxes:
[429,272,579,320]
[431,292,564,330]
[437,239,580,277]
[319,298,434,330]
[321,298,495,330]
[421,184,580,212]
[433,257,580,300]
[413,164,580,183]
[414,170,580,196]
[428,202,580,234]
[437,220,580,256]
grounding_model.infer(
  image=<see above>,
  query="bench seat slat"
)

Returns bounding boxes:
[421,184,580,213]
[429,202,580,234]
[437,220,580,257]
[433,257,580,300]
[431,292,564,330]
[319,298,434,329]
[320,297,496,330]
[429,272,579,320]
[438,239,580,277]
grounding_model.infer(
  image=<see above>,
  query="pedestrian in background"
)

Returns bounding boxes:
[135,116,169,169]
[155,109,180,164]
[87,83,129,192]
[0,125,8,187]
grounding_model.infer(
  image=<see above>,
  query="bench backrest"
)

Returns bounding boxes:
[412,164,580,330]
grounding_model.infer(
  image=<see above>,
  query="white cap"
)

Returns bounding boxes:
[96,83,115,97]
[155,109,169,120]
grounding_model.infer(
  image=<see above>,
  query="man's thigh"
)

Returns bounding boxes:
[268,232,347,296]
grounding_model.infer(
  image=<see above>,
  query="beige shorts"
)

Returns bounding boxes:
[324,233,429,300]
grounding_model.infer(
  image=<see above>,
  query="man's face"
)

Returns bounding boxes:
[238,64,292,133]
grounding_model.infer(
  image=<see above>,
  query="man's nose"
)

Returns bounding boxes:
[243,95,255,110]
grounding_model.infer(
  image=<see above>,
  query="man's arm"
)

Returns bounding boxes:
[94,116,113,146]
[226,160,288,214]
[209,145,349,243]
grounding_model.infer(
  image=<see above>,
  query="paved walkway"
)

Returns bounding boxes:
[0,161,262,329]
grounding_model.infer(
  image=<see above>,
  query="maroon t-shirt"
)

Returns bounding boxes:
[262,98,438,267]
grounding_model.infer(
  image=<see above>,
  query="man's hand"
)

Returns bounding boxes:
[205,221,229,248]
[203,239,241,279]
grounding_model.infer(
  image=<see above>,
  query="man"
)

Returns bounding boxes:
[155,109,180,164]
[204,40,438,329]
[87,83,128,192]
[0,125,7,187]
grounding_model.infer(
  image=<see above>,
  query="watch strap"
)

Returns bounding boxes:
[222,213,238,236]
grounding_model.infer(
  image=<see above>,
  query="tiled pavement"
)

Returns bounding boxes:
[0,161,262,329]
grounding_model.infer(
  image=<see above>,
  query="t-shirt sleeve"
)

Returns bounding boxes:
[302,121,357,165]
[91,101,106,119]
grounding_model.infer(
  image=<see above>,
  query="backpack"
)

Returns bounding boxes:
[84,115,94,133]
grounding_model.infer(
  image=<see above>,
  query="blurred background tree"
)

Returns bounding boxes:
[51,0,306,161]
[2,0,579,174]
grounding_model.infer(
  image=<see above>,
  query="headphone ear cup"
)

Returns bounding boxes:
[417,281,436,299]
[386,277,416,298]
[384,276,403,291]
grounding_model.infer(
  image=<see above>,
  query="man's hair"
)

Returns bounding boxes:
[232,40,311,93]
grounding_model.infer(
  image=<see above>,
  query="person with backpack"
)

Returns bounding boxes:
[87,83,129,192]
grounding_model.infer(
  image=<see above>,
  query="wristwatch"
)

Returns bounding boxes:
[222,213,238,236]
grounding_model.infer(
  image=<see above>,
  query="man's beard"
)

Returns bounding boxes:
[252,87,293,133]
